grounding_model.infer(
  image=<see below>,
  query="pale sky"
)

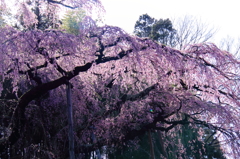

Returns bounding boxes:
[5,0,240,45]
[100,0,240,44]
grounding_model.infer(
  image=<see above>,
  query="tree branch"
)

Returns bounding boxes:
[7,62,92,146]
[47,0,78,9]
[102,84,157,118]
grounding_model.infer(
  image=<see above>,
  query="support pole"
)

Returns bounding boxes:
[148,130,155,159]
[91,131,101,159]
[66,81,75,159]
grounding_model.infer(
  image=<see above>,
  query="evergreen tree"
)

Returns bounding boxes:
[134,14,155,38]
[150,18,177,47]
[134,14,177,47]
[61,8,85,35]
[0,9,6,28]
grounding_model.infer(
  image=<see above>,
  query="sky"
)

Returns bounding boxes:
[100,0,240,45]
[4,0,240,47]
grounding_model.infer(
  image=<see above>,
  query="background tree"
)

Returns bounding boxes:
[134,14,177,47]
[173,15,217,49]
[0,9,6,27]
[218,35,240,59]
[150,18,177,47]
[108,123,226,159]
[134,14,156,38]
[134,14,216,50]
[10,0,61,30]
[2,0,102,30]
[0,7,14,28]
[61,8,86,35]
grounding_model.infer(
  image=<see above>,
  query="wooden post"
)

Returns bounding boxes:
[148,130,155,159]
[157,130,168,158]
[66,81,75,159]
[91,131,101,159]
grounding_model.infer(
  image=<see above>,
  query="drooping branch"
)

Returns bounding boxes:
[78,113,188,153]
[82,112,236,154]
[154,116,189,132]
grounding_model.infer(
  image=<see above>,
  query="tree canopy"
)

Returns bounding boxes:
[0,0,240,158]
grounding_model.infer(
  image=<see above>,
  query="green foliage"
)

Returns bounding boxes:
[108,124,226,159]
[108,133,153,159]
[0,9,7,28]
[0,17,5,28]
[61,9,85,35]
[134,14,177,47]
[150,18,176,47]
[134,14,155,38]
[164,124,226,159]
